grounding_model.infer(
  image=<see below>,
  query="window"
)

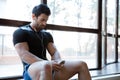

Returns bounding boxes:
[0,26,19,59]
[0,0,99,69]
[0,0,41,77]
[0,0,40,21]
[47,0,98,69]
[106,0,117,63]
[47,0,98,29]
[47,30,97,68]
[107,37,116,63]
[1,0,119,72]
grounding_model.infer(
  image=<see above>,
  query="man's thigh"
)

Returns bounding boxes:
[54,60,82,80]
[28,61,52,79]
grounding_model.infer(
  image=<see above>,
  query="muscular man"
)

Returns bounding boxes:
[13,4,91,80]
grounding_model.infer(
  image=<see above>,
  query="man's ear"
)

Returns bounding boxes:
[32,14,36,20]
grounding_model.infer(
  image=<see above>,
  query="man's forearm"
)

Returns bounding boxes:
[51,51,61,61]
[21,51,44,64]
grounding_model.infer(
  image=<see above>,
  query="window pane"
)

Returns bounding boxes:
[0,35,3,55]
[118,38,120,62]
[107,37,115,63]
[106,0,116,63]
[0,0,40,21]
[107,0,116,34]
[119,1,120,35]
[47,0,98,29]
[47,30,97,68]
[0,26,21,64]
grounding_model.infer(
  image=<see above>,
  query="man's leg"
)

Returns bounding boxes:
[28,61,53,80]
[54,60,91,80]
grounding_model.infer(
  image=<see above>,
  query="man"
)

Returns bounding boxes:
[13,4,91,80]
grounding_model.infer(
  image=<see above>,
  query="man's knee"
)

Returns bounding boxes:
[80,61,88,66]
[79,61,89,72]
[28,61,52,79]
[77,61,88,70]
[33,61,52,71]
[43,61,52,71]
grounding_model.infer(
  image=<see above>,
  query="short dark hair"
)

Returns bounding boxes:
[32,4,51,17]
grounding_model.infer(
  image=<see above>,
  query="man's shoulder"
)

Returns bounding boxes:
[13,24,31,35]
[20,24,32,31]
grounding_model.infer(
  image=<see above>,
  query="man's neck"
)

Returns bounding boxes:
[30,23,38,32]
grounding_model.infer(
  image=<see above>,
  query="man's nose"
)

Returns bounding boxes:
[43,21,47,26]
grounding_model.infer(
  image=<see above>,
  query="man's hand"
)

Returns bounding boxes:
[58,60,65,66]
[51,60,65,71]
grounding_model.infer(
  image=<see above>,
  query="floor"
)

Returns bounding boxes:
[90,62,120,77]
[92,74,120,80]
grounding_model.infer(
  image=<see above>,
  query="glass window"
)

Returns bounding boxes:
[106,0,116,34]
[47,0,98,29]
[118,1,120,35]
[0,0,41,66]
[106,0,116,64]
[47,30,97,68]
[0,0,99,70]
[0,26,23,76]
[0,0,41,75]
[118,38,120,62]
[0,34,3,55]
[107,37,115,63]
[0,26,20,61]
[0,0,40,21]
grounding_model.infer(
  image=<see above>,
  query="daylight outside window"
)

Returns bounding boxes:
[47,0,98,29]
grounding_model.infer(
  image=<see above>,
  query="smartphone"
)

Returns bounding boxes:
[59,60,65,65]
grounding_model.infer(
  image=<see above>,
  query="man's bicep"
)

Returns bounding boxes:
[14,42,29,54]
[47,42,57,56]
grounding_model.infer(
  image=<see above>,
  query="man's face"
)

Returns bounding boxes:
[34,13,49,31]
